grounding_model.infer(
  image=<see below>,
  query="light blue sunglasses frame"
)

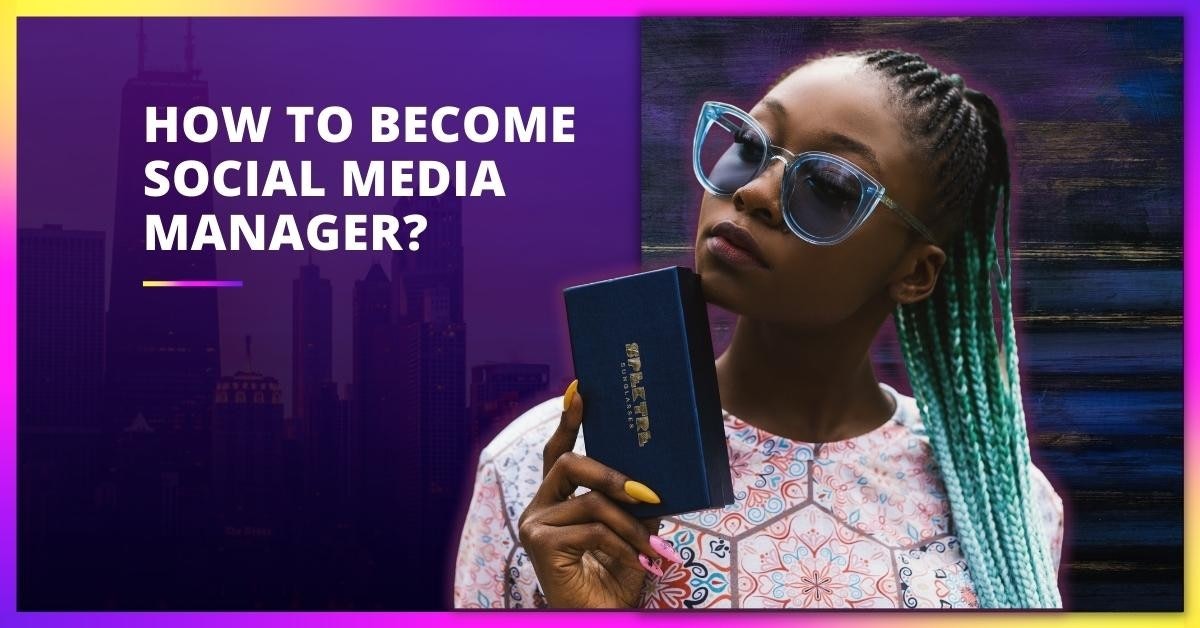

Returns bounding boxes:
[693,101,938,246]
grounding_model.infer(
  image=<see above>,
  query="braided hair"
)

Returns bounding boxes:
[772,49,1062,608]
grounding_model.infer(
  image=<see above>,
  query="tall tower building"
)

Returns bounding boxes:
[17,225,106,544]
[307,381,352,529]
[352,263,421,532]
[390,197,467,495]
[105,19,220,434]
[18,225,106,432]
[291,262,333,438]
[390,195,466,606]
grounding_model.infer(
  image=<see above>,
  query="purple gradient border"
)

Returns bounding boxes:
[3,1,1194,624]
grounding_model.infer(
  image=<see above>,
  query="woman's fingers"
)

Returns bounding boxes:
[523,521,647,575]
[538,491,662,560]
[542,379,582,479]
[536,451,661,507]
[523,380,681,580]
[640,517,664,534]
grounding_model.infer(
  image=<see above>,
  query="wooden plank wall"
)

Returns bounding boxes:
[640,18,1183,611]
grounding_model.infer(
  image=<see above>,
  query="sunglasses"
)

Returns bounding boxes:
[692,101,938,246]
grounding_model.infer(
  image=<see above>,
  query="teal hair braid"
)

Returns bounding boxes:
[963,198,1040,601]
[895,299,999,605]
[995,185,1061,604]
[931,262,1008,597]
[774,46,1064,608]
[893,173,1061,607]
[827,48,1060,608]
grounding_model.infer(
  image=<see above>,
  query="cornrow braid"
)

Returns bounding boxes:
[774,49,1061,608]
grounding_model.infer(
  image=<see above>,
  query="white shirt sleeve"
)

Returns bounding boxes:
[452,396,571,608]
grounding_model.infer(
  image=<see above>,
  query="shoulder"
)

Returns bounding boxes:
[1028,460,1066,571]
[885,380,1063,514]
[473,394,587,514]
[455,395,577,608]
[884,381,1065,570]
[1028,463,1063,514]
[881,381,923,433]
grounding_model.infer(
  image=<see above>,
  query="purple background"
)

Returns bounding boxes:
[18,17,640,410]
[17,17,640,609]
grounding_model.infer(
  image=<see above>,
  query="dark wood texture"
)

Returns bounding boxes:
[640,18,1182,611]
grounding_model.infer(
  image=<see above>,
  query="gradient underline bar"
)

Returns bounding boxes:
[142,280,244,288]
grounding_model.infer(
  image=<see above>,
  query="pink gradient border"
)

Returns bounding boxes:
[2,1,1193,625]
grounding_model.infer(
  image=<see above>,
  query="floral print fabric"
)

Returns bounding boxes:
[453,382,1064,609]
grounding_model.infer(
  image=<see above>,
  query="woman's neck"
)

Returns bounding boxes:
[714,307,896,443]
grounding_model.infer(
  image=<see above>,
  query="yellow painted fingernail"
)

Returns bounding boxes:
[563,379,579,411]
[624,480,661,504]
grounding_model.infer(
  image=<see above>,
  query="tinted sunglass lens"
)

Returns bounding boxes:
[784,157,864,240]
[698,112,767,193]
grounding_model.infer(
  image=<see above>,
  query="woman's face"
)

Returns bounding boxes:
[694,55,943,328]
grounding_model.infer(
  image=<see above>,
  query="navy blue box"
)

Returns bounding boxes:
[563,266,734,518]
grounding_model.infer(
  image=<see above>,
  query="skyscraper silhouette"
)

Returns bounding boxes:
[18,225,106,433]
[292,262,333,439]
[105,19,220,435]
[96,25,221,603]
[351,263,422,513]
[290,261,343,539]
[308,381,352,528]
[390,195,466,605]
[351,262,423,605]
[17,225,107,608]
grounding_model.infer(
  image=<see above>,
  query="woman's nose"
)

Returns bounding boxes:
[732,158,786,226]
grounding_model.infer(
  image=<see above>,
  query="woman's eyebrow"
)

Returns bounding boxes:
[759,97,882,173]
[760,97,788,124]
[813,130,882,174]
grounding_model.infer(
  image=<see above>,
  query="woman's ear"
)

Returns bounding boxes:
[888,244,947,305]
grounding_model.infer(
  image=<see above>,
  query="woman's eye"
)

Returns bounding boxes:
[734,130,765,162]
[805,172,857,210]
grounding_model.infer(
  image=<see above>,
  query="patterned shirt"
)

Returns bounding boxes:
[453,382,1064,609]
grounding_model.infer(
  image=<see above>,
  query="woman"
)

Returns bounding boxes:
[453,48,1064,609]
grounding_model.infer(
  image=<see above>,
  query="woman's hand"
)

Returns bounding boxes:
[518,380,682,608]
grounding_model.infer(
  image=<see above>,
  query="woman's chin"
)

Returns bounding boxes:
[696,262,749,314]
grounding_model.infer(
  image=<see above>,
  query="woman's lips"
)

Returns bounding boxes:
[706,220,769,269]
